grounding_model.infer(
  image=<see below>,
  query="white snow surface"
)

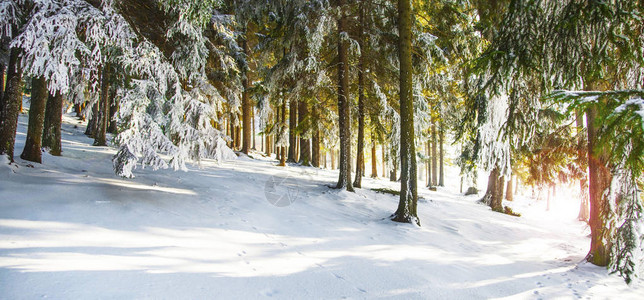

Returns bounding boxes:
[1,112,642,299]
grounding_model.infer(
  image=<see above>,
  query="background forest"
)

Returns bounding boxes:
[0,0,643,290]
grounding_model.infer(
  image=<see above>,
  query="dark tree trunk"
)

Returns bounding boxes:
[287,98,297,163]
[482,167,503,212]
[426,140,430,187]
[371,134,378,178]
[42,92,63,156]
[74,103,84,120]
[312,126,320,167]
[94,64,111,146]
[298,99,311,165]
[354,5,366,188]
[585,106,611,266]
[0,63,5,101]
[431,124,437,186]
[108,90,119,134]
[235,125,241,150]
[393,0,420,226]
[21,76,48,163]
[382,144,386,177]
[0,48,23,161]
[439,124,444,186]
[336,0,353,191]
[278,98,286,166]
[85,102,99,137]
[252,108,256,150]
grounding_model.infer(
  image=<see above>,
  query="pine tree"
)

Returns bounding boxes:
[20,76,48,163]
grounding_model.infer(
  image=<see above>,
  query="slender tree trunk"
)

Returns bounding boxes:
[426,140,430,187]
[279,98,286,166]
[371,136,378,178]
[431,124,437,186]
[336,0,353,191]
[85,102,99,137]
[382,144,386,177]
[252,108,256,150]
[94,64,111,146]
[312,126,320,167]
[354,5,366,188]
[21,76,48,163]
[575,111,590,222]
[331,149,336,170]
[393,0,419,224]
[585,106,611,266]
[287,98,297,163]
[42,92,63,156]
[439,124,444,186]
[241,35,251,155]
[298,99,311,165]
[0,63,5,101]
[0,48,23,161]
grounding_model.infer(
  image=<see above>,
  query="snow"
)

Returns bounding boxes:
[1,111,643,299]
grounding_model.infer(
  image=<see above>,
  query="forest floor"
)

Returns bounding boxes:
[1,110,642,299]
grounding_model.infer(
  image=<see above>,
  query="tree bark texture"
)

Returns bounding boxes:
[298,99,311,165]
[0,48,23,161]
[42,92,63,156]
[287,98,297,163]
[392,0,419,225]
[241,35,251,154]
[21,76,48,163]
[483,167,504,212]
[439,124,444,186]
[335,0,353,191]
[431,124,437,186]
[354,5,366,188]
[94,65,111,146]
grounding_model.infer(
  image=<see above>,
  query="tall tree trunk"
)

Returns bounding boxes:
[371,135,377,178]
[21,76,48,163]
[576,111,590,222]
[331,149,336,170]
[241,34,252,155]
[482,167,503,212]
[439,124,444,186]
[431,124,437,186]
[252,108,256,150]
[354,5,366,188]
[0,48,23,161]
[287,98,297,163]
[312,126,320,167]
[298,99,311,165]
[279,98,286,166]
[94,64,111,146]
[85,101,99,137]
[42,92,63,156]
[585,106,611,266]
[336,0,353,191]
[393,0,418,224]
[0,63,5,101]
[426,140,430,187]
[382,144,386,177]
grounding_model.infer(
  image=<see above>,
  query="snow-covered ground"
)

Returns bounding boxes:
[1,111,642,299]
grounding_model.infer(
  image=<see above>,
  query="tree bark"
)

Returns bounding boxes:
[439,124,444,186]
[382,144,386,177]
[85,102,99,137]
[482,167,503,212]
[392,0,419,225]
[287,98,297,163]
[426,140,430,187]
[336,0,353,191]
[252,108,256,150]
[370,134,378,178]
[0,63,5,101]
[94,64,111,146]
[278,98,286,166]
[298,99,311,165]
[575,110,590,222]
[42,92,63,156]
[241,34,251,155]
[431,124,438,186]
[0,48,23,161]
[108,89,119,134]
[354,4,366,188]
[21,76,48,163]
[312,126,320,167]
[331,149,336,170]
[585,106,611,266]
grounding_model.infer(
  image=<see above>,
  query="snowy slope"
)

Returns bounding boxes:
[0,111,642,299]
